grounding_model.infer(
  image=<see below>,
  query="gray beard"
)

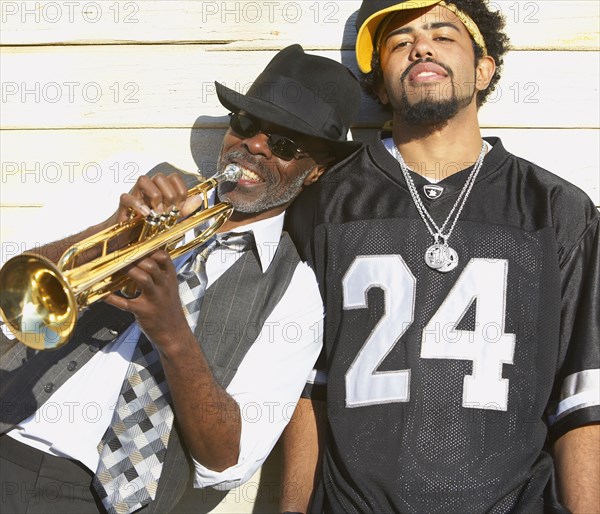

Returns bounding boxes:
[217,151,313,214]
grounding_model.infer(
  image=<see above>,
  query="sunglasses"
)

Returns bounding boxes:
[228,112,308,161]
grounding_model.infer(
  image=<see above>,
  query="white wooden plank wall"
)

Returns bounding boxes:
[1,1,599,511]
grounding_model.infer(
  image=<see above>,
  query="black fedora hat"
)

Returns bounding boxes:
[215,44,362,159]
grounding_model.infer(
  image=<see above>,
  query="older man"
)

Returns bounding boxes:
[0,44,361,514]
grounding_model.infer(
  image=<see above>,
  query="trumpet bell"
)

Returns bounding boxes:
[0,254,77,350]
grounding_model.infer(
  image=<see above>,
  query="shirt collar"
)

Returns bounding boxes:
[182,187,285,273]
[222,212,285,273]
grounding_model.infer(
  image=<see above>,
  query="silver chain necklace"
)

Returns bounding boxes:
[392,142,487,273]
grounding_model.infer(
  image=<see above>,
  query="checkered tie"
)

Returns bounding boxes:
[93,335,171,514]
[177,238,219,328]
[93,232,254,514]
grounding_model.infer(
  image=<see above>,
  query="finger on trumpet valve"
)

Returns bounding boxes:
[165,208,181,228]
[142,211,160,237]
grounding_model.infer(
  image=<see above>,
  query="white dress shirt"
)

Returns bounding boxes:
[7,212,324,491]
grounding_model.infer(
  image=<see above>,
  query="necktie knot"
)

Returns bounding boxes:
[216,231,255,253]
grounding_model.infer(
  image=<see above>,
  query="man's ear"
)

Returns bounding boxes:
[475,55,496,91]
[376,80,390,106]
[303,164,328,186]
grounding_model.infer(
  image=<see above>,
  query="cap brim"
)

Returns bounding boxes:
[356,0,442,73]
[216,81,362,159]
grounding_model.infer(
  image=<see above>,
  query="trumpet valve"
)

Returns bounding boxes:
[165,208,181,229]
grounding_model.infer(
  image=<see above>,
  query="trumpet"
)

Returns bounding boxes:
[0,165,242,351]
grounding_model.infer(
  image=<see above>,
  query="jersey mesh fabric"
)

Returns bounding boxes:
[287,135,600,514]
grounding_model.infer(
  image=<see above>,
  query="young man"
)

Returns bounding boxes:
[0,44,361,514]
[285,2,599,513]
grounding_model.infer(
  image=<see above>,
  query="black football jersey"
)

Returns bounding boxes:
[286,136,600,513]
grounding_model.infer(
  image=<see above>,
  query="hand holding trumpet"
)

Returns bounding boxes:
[112,170,203,224]
[104,171,197,349]
[0,165,241,350]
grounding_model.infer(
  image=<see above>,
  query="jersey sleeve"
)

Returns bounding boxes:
[547,214,600,442]
[300,350,328,401]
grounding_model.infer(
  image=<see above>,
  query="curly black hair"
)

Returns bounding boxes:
[362,0,511,109]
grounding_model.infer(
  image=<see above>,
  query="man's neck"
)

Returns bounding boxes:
[220,204,287,232]
[391,107,484,181]
[220,206,286,232]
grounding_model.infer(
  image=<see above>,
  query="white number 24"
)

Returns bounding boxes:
[343,256,516,411]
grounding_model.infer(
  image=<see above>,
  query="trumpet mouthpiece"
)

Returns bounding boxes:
[215,164,242,183]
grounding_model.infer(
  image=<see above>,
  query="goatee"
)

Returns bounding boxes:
[400,93,472,126]
[397,59,476,126]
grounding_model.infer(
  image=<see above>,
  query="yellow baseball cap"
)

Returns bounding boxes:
[356,0,488,73]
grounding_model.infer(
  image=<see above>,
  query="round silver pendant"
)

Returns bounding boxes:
[425,244,459,272]
[437,246,459,273]
[425,243,449,270]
